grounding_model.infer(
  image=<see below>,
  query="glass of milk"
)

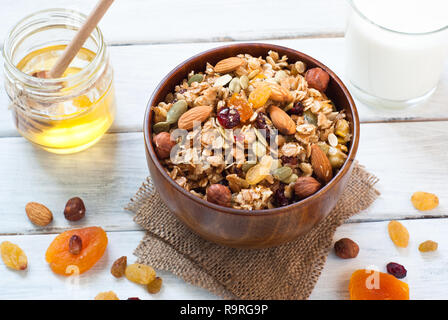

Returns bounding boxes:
[345,0,448,109]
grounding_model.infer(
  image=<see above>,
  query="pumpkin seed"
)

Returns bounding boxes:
[229,77,241,94]
[242,162,257,172]
[304,110,317,126]
[214,74,232,87]
[166,100,188,124]
[188,74,204,86]
[239,75,249,89]
[283,173,298,184]
[273,166,293,182]
[153,122,170,134]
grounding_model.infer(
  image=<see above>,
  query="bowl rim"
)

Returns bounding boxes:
[144,42,360,216]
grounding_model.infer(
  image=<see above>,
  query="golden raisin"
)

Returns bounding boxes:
[418,240,438,252]
[0,241,27,271]
[228,93,253,123]
[248,84,272,109]
[411,191,439,211]
[388,221,409,248]
[147,276,163,294]
[349,269,409,300]
[111,256,127,278]
[94,291,119,300]
[125,263,156,285]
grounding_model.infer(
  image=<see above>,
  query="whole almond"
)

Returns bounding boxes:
[269,106,296,135]
[310,144,333,183]
[294,176,322,199]
[269,83,293,103]
[214,57,245,74]
[25,202,53,226]
[178,106,212,130]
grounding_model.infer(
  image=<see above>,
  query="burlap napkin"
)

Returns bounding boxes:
[125,163,379,300]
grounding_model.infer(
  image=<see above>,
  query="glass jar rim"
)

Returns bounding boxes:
[2,8,105,87]
[347,0,448,36]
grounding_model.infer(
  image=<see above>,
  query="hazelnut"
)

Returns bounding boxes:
[153,132,177,159]
[64,197,86,221]
[294,176,321,200]
[206,184,232,207]
[69,235,83,255]
[305,67,330,92]
[334,238,359,259]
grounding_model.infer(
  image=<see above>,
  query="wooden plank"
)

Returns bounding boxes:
[0,0,347,46]
[310,218,447,300]
[0,218,446,300]
[1,39,447,138]
[0,121,447,235]
[0,231,216,300]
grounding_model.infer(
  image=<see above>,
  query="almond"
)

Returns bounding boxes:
[214,57,245,74]
[25,202,53,226]
[310,144,333,183]
[268,105,296,135]
[269,83,293,103]
[294,176,322,199]
[178,106,212,130]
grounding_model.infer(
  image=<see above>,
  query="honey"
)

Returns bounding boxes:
[3,9,116,154]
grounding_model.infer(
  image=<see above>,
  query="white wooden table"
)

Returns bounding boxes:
[1,0,447,300]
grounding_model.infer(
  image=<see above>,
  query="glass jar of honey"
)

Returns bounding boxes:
[3,9,116,154]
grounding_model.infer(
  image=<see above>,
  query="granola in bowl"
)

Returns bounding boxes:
[151,50,352,210]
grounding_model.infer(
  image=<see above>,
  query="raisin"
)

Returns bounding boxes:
[281,155,298,166]
[0,241,27,271]
[254,112,268,129]
[288,102,304,116]
[274,184,289,207]
[147,276,163,294]
[127,297,141,300]
[94,291,119,300]
[111,256,127,278]
[418,240,438,252]
[248,84,272,109]
[386,262,407,279]
[217,107,240,129]
[411,191,439,211]
[125,263,156,285]
[69,235,82,255]
[388,220,409,248]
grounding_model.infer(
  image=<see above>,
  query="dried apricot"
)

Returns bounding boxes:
[411,191,439,211]
[248,84,271,109]
[125,263,156,285]
[349,269,409,300]
[95,291,119,300]
[418,240,438,252]
[228,93,253,123]
[1,241,27,271]
[147,276,163,294]
[45,226,108,276]
[388,220,409,248]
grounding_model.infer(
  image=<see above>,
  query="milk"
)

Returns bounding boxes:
[345,0,448,108]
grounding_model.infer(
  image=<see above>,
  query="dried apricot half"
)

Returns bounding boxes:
[349,269,409,300]
[411,191,439,211]
[45,226,108,276]
[388,220,409,248]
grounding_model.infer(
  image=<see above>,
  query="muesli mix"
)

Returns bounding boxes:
[151,51,352,210]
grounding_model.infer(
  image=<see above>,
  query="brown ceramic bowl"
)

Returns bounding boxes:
[144,43,359,249]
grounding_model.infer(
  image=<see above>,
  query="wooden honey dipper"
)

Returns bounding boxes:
[33,0,114,79]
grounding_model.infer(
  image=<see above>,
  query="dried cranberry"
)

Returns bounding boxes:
[254,112,268,129]
[217,179,229,186]
[386,262,407,279]
[281,155,298,166]
[217,107,240,129]
[127,297,141,300]
[288,102,304,116]
[274,184,289,207]
[178,89,187,94]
